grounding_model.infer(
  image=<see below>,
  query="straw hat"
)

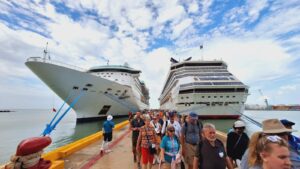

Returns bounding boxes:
[262,119,293,134]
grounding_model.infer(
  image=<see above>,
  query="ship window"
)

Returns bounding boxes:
[111,73,113,74]
[214,96,217,98]
[202,96,205,98]
[108,76,111,77]
[98,105,111,115]
[115,79,118,81]
[107,88,112,91]
[186,97,189,99]
[104,76,106,77]
[125,74,127,76]
[232,96,236,98]
[115,93,118,96]
[220,96,223,98]
[117,90,121,93]
[107,73,109,74]
[121,73,123,75]
[104,91,108,94]
[226,96,229,98]
[181,97,184,99]
[208,96,211,98]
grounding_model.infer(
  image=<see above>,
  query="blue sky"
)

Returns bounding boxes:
[0,0,299,109]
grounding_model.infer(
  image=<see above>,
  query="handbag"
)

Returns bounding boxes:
[145,127,156,154]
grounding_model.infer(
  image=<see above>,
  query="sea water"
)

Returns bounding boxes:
[0,109,299,163]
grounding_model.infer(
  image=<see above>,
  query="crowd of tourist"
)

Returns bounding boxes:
[126,110,300,169]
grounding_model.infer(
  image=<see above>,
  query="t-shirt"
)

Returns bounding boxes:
[131,118,145,138]
[226,132,249,160]
[160,135,180,163]
[195,139,227,169]
[103,120,115,133]
[161,120,181,138]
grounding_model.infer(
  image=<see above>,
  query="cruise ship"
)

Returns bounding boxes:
[26,57,149,122]
[159,58,249,119]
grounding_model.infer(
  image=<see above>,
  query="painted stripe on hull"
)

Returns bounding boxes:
[198,115,240,119]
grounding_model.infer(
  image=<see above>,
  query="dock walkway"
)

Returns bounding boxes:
[64,125,159,169]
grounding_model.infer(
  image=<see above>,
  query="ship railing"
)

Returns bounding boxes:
[26,57,87,72]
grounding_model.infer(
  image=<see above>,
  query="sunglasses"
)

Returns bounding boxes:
[234,127,245,130]
[266,135,282,142]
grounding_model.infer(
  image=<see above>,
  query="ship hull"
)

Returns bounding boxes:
[26,59,148,121]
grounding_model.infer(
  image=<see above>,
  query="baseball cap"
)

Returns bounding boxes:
[189,112,198,120]
[234,120,245,128]
[280,119,295,126]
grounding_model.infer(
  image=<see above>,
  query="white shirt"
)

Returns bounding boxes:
[161,120,181,138]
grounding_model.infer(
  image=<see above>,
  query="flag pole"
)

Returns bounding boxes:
[200,44,204,60]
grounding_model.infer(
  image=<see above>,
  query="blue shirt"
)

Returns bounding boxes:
[160,135,180,163]
[103,120,115,133]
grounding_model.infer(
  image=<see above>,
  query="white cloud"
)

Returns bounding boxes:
[247,0,268,22]
[203,37,292,83]
[254,6,300,38]
[188,2,199,14]
[172,18,193,39]
[127,7,153,30]
[157,5,185,24]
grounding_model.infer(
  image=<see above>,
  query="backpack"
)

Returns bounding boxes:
[183,120,203,138]
[161,120,169,137]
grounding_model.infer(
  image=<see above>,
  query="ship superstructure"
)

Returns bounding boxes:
[159,58,248,118]
[26,57,149,122]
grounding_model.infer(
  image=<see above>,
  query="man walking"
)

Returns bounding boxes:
[226,120,249,167]
[193,123,233,169]
[181,112,202,169]
[100,115,115,153]
[131,112,145,169]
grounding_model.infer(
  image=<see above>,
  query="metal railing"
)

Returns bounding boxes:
[26,57,87,72]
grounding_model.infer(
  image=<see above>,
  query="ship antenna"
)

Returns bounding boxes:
[107,59,109,65]
[43,42,48,61]
[200,44,204,60]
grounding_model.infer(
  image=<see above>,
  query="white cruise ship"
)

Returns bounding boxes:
[159,58,249,119]
[26,57,149,122]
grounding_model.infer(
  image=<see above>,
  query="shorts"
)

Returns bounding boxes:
[104,132,112,142]
[132,137,138,150]
[184,143,197,166]
[161,162,181,169]
[141,147,154,164]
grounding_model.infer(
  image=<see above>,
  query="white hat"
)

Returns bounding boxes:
[234,120,245,128]
[107,115,113,121]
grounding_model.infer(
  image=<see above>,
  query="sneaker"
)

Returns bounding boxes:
[137,162,141,169]
[105,149,112,153]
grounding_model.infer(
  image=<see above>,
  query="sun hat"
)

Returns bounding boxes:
[234,120,245,128]
[280,119,295,126]
[189,112,198,120]
[262,119,293,134]
[107,115,113,121]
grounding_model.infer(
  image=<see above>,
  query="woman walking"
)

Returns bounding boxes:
[137,114,158,169]
[160,125,181,169]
